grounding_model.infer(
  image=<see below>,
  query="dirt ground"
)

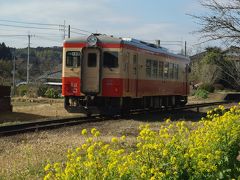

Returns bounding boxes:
[0,97,83,124]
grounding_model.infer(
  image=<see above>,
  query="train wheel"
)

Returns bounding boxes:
[86,113,92,117]
[121,97,131,118]
[120,108,130,118]
[64,96,70,109]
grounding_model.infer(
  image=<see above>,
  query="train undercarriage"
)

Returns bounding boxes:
[64,95,187,116]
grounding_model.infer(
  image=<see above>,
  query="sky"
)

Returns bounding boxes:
[0,0,210,54]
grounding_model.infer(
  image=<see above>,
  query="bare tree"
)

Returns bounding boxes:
[191,0,240,45]
[190,0,240,90]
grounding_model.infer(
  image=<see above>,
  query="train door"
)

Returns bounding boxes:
[81,48,101,94]
[185,64,190,95]
[133,54,138,97]
[125,52,130,92]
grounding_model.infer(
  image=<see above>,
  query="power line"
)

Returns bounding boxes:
[71,27,92,33]
[34,35,62,42]
[0,20,93,37]
[0,34,27,37]
[0,34,63,43]
[70,30,88,36]
[160,40,183,43]
[0,19,60,27]
[161,43,183,46]
[0,23,59,30]
[33,32,63,36]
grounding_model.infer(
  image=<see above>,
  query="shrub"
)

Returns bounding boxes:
[199,83,215,93]
[44,105,240,179]
[16,85,28,96]
[44,88,59,98]
[37,84,48,97]
[16,84,39,97]
[194,88,209,99]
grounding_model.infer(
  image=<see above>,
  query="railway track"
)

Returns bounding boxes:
[0,101,235,137]
[132,100,234,114]
[0,116,110,137]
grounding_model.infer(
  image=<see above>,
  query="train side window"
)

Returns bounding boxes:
[169,63,174,79]
[174,64,179,79]
[133,55,137,64]
[152,60,158,78]
[133,55,137,74]
[164,62,169,79]
[146,59,151,77]
[88,53,97,67]
[158,61,163,79]
[66,51,81,67]
[103,51,118,68]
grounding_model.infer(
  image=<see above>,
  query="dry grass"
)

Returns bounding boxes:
[0,95,234,179]
[0,120,134,179]
[0,111,200,179]
[0,98,83,124]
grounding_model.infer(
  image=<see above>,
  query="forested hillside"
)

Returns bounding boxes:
[0,43,62,85]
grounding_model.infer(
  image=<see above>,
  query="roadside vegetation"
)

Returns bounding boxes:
[192,83,215,99]
[15,84,61,99]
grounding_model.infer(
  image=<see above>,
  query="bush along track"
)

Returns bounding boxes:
[44,105,240,179]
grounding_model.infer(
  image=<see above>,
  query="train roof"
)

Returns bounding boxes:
[64,34,190,61]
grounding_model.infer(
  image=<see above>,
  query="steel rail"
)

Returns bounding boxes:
[0,116,109,137]
[131,101,233,114]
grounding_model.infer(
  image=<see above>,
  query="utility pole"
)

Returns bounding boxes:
[12,50,16,96]
[155,40,160,48]
[27,34,30,84]
[184,41,187,56]
[68,25,70,38]
[59,20,67,40]
[63,20,66,39]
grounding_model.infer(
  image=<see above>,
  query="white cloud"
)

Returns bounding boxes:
[0,0,203,52]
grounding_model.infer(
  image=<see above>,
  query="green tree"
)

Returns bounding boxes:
[0,42,12,60]
[190,47,223,85]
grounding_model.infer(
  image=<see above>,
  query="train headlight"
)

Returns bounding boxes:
[87,35,98,46]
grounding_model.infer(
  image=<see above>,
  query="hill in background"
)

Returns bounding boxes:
[0,43,62,85]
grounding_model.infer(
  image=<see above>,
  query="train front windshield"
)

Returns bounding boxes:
[103,51,118,68]
[66,51,81,67]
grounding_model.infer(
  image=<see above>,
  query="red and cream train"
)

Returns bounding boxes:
[62,34,190,115]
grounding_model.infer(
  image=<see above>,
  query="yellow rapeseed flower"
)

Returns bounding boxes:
[44,164,51,171]
[165,118,171,123]
[91,128,97,135]
[120,135,126,141]
[75,147,81,153]
[94,131,100,137]
[86,137,93,143]
[150,176,155,180]
[141,173,146,178]
[141,165,147,172]
[44,173,52,180]
[76,157,81,162]
[163,149,168,157]
[81,129,87,135]
[82,143,87,149]
[111,137,118,143]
